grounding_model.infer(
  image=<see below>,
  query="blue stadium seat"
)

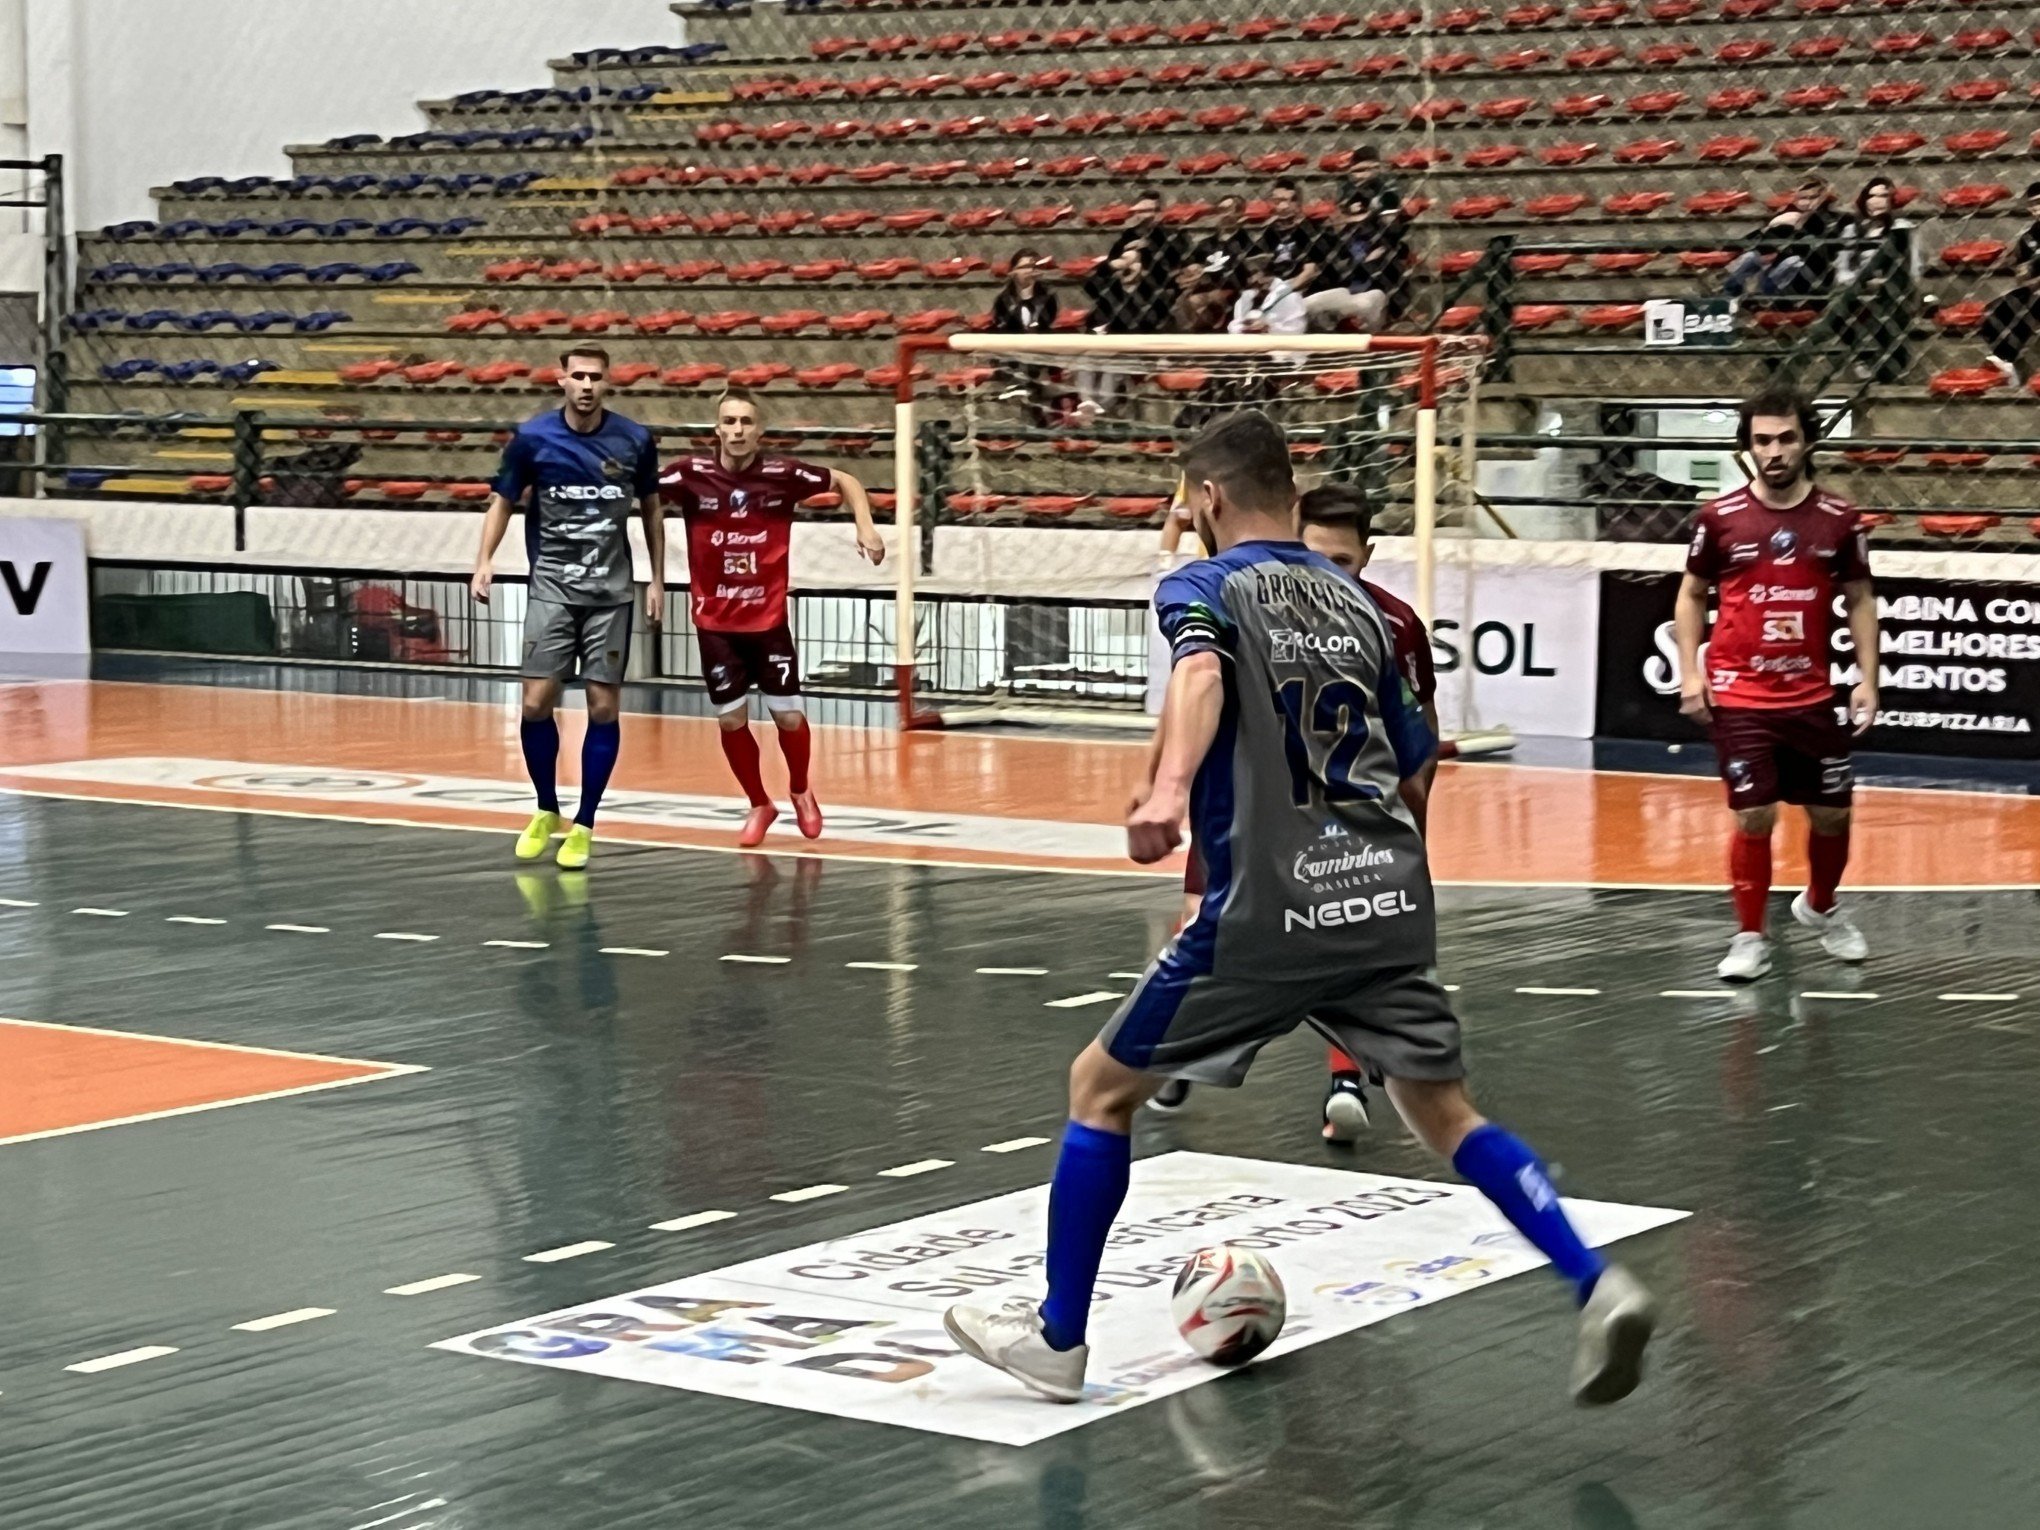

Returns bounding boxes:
[305,262,364,282]
[225,176,275,195]
[212,219,267,238]
[104,221,159,241]
[244,310,299,331]
[452,89,503,108]
[492,171,542,192]
[196,262,257,283]
[158,219,212,238]
[375,217,439,237]
[360,260,421,282]
[161,359,221,383]
[327,174,381,195]
[147,262,199,282]
[321,218,375,237]
[615,84,660,104]
[379,174,429,193]
[65,470,112,490]
[87,262,142,282]
[438,216,486,234]
[326,133,382,150]
[67,308,124,331]
[124,309,183,330]
[218,360,280,384]
[294,310,350,331]
[99,359,161,381]
[171,177,227,195]
[176,309,241,331]
[266,219,323,237]
[250,262,307,282]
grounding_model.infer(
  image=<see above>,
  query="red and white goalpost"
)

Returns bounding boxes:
[886,332,1487,732]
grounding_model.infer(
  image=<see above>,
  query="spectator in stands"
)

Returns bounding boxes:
[1256,179,1337,304]
[1981,181,2040,386]
[1304,188,1409,332]
[1834,176,1918,382]
[1074,243,1171,419]
[1174,197,1251,334]
[1724,177,1843,301]
[1087,186,1184,314]
[1340,145,1406,234]
[991,247,1060,416]
[1229,252,1308,336]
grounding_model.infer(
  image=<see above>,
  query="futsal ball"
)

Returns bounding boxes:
[1171,1245,1286,1366]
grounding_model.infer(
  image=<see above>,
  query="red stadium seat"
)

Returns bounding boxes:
[1705,87,1767,114]
[1465,145,1526,168]
[1213,60,1270,83]
[1872,31,1933,57]
[1283,57,1341,80]
[1604,191,1673,216]
[882,208,943,232]
[796,363,864,390]
[1679,249,1736,269]
[909,160,972,183]
[609,364,658,388]
[1407,98,1465,124]
[1109,152,1169,178]
[1439,249,1485,276]
[1022,496,1090,518]
[1572,2,1628,21]
[1177,152,1235,177]
[1264,105,1323,129]
[466,361,531,386]
[443,309,503,334]
[1150,63,1207,88]
[1513,304,1569,329]
[1698,135,1764,162]
[1427,50,1481,73]
[1011,205,1074,230]
[1478,97,1534,121]
[827,309,893,335]
[1248,150,1310,174]
[1539,141,1600,166]
[1940,239,2008,269]
[1865,81,1928,107]
[1392,147,1451,171]
[1776,135,1843,162]
[1933,301,1987,334]
[1952,26,2014,52]
[1945,130,2011,158]
[1627,92,1687,118]
[1861,131,1927,159]
[570,309,632,333]
[1060,256,1105,280]
[401,362,463,385]
[1552,94,1612,119]
[924,257,988,280]
[608,260,665,284]
[1124,108,1185,134]
[1919,515,1999,538]
[1942,184,2012,211]
[661,363,728,388]
[1635,42,1697,65]
[1104,496,1167,521]
[634,310,691,334]
[504,309,570,333]
[665,260,723,283]
[761,309,827,335]
[1451,194,1514,220]
[1505,4,1561,24]
[726,260,788,285]
[1781,85,1846,109]
[1615,139,1680,164]
[1591,251,1660,272]
[897,308,962,334]
[1947,79,2011,103]
[1526,193,1591,218]
[856,257,921,282]
[1687,189,1754,215]
[1061,110,1119,136]
[695,310,761,335]
[1578,303,1646,331]
[728,363,793,389]
[1194,105,1251,131]
[788,259,851,282]
[482,259,543,283]
[1715,39,1773,63]
[947,493,1012,518]
[1439,304,1484,330]
[1513,253,1576,274]
[1493,47,1550,69]
[1567,44,1623,67]
[1753,309,1816,329]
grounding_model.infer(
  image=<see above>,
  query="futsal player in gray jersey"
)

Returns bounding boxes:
[945,411,1657,1406]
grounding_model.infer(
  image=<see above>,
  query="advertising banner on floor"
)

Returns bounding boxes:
[438,1152,1686,1447]
[0,515,90,670]
[1596,571,2040,760]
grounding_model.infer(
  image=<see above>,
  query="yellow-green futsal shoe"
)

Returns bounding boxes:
[555,823,594,870]
[514,810,562,861]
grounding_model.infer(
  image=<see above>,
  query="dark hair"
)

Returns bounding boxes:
[1010,246,1044,267]
[1297,482,1373,539]
[1131,185,1162,205]
[1181,411,1294,515]
[1735,389,1821,453]
[1350,145,1383,166]
[1855,175,1897,218]
[2025,179,2040,201]
[1271,177,1301,196]
[558,345,610,371]
[716,385,762,418]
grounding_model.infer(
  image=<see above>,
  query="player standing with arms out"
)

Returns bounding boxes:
[1676,390,1879,982]
[944,412,1657,1406]
[471,346,662,869]
[1149,480,1442,1141]
[660,388,885,847]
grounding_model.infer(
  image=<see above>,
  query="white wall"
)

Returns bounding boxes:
[15,0,670,235]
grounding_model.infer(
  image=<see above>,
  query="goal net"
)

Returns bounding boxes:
[887,331,1490,734]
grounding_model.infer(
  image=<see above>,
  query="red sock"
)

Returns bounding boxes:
[719,725,769,806]
[1807,827,1850,913]
[1730,830,1772,934]
[777,717,812,795]
[1327,1045,1361,1078]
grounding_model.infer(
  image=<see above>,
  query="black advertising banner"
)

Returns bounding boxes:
[1595,572,2040,761]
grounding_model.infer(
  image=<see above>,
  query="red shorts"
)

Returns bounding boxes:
[1709,702,1853,810]
[698,624,800,711]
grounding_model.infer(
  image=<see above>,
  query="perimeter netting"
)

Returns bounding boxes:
[891,333,1489,731]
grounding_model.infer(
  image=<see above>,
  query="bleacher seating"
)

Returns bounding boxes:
[54,0,2040,534]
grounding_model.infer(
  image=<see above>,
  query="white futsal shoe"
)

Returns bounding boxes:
[1572,1265,1658,1406]
[943,1298,1089,1403]
[1790,892,1869,962]
[1716,931,1774,983]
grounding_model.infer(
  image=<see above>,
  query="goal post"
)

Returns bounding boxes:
[889,331,1486,732]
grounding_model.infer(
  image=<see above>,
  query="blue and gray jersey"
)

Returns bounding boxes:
[492,408,659,607]
[1158,540,1439,979]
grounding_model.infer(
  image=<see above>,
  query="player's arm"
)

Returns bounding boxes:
[1128,651,1223,864]
[831,468,885,566]
[1673,573,1714,723]
[473,431,534,602]
[1842,577,1879,734]
[639,493,666,626]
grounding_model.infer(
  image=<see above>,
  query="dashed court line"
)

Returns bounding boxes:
[846,960,918,972]
[0,896,41,907]
[1045,991,1126,1009]
[1515,986,1602,997]
[484,939,547,950]
[770,1183,848,1203]
[601,946,669,958]
[983,1136,1051,1154]
[232,1307,334,1333]
[1660,989,1722,998]
[722,953,790,965]
[649,1209,737,1233]
[65,1345,178,1374]
[384,1273,481,1297]
[72,907,128,918]
[374,931,438,942]
[165,915,227,926]
[523,1240,614,1264]
[267,923,329,935]
[1939,992,2019,1003]
[878,1159,953,1178]
[1801,991,1879,1001]
[978,966,1049,976]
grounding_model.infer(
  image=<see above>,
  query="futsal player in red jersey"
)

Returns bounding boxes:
[1675,391,1880,982]
[1150,481,1441,1140]
[660,388,886,847]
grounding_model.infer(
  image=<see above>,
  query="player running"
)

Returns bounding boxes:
[1149,480,1442,1140]
[660,387,885,847]
[470,345,663,870]
[944,411,1658,1407]
[1674,390,1879,982]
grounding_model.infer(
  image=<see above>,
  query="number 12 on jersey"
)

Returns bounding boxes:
[1273,677,1382,807]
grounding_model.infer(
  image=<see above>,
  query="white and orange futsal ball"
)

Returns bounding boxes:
[1171,1245,1287,1366]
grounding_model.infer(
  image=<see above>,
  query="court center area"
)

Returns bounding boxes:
[4,667,2039,1529]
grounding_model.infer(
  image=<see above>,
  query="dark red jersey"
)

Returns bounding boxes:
[659,452,832,633]
[1362,577,1438,709]
[1685,484,1871,711]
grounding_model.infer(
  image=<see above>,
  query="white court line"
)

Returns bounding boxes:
[72,907,128,917]
[722,953,790,965]
[385,1273,481,1297]
[523,1240,614,1264]
[1660,989,1723,998]
[649,1209,738,1232]
[878,1159,954,1178]
[1800,991,1880,1001]
[165,915,227,926]
[1939,992,2020,1002]
[1108,970,1147,980]
[601,946,669,957]
[0,896,39,907]
[1443,984,1462,993]
[978,966,1049,976]
[267,923,329,934]
[846,960,918,972]
[485,939,548,950]
[232,1307,335,1333]
[0,1016,426,1148]
[983,1136,1051,1154]
[1515,986,1603,997]
[65,1345,178,1374]
[770,1183,848,1203]
[1045,991,1126,1009]
[375,931,439,942]
[351,1499,449,1530]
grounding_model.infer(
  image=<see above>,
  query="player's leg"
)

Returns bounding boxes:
[514,598,574,859]
[554,605,631,869]
[759,625,822,839]
[1321,1043,1370,1142]
[1146,845,1207,1116]
[1710,706,1782,980]
[701,630,776,844]
[1785,709,1867,960]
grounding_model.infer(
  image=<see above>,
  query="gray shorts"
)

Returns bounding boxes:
[1098,947,1464,1087]
[521,597,632,686]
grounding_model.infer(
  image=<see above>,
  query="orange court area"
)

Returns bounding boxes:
[0,1016,418,1146]
[1,678,2033,891]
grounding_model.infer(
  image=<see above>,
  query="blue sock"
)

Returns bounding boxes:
[1037,1121,1131,1351]
[520,718,560,815]
[1453,1123,1606,1305]
[575,720,621,828]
